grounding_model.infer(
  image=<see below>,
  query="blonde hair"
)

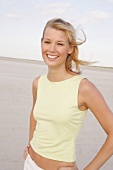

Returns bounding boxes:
[42,18,90,74]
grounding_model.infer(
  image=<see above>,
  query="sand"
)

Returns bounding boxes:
[0,57,113,170]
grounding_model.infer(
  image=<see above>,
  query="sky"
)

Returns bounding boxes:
[0,0,113,67]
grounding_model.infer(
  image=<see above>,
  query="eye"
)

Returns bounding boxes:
[44,41,50,44]
[57,43,64,46]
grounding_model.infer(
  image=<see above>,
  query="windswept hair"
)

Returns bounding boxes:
[42,18,92,74]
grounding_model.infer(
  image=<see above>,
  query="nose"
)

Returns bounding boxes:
[49,44,56,52]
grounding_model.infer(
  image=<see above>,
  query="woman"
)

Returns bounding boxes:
[23,18,113,170]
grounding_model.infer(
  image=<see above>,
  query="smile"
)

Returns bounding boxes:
[47,55,58,59]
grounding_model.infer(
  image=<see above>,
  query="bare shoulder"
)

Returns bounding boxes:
[79,78,113,135]
[32,76,41,99]
[32,76,40,90]
[79,78,100,95]
[79,78,105,108]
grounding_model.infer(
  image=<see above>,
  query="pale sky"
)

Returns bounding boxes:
[0,0,113,67]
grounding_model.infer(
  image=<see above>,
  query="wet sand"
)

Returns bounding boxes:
[0,57,113,170]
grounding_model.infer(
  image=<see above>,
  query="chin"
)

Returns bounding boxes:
[44,58,58,67]
[46,62,57,68]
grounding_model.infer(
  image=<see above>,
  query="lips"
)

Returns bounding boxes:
[47,55,58,60]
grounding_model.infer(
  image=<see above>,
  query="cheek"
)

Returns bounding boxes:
[41,44,46,54]
[60,48,69,57]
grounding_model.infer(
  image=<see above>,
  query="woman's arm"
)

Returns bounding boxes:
[80,79,113,170]
[29,77,40,143]
[24,77,40,159]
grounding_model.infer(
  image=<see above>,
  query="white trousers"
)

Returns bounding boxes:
[24,154,43,170]
[24,154,79,170]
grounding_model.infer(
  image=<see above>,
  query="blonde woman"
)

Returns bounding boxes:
[23,18,113,170]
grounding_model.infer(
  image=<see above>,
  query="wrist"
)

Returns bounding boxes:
[27,144,30,148]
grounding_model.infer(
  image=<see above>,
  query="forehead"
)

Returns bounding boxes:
[43,27,68,41]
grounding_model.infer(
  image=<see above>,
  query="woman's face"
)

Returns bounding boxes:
[41,27,73,68]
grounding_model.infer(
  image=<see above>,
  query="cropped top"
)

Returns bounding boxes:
[30,74,87,162]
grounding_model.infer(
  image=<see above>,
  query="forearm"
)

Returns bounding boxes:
[24,112,36,159]
[84,134,113,170]
[28,112,37,144]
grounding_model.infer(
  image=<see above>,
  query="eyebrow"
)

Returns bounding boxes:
[43,38,66,43]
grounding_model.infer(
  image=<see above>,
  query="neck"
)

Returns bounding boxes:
[47,66,69,82]
[47,65,77,82]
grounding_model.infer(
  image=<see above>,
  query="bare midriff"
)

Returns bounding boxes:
[28,146,78,170]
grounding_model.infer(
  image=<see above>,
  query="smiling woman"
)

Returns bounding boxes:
[41,27,73,71]
[41,18,89,74]
[23,18,113,170]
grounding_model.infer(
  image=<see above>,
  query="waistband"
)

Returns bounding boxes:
[24,154,43,170]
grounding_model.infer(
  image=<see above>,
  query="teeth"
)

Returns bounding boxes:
[48,55,58,59]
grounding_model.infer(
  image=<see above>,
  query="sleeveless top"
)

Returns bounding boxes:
[30,74,87,162]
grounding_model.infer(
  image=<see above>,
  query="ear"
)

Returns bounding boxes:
[68,45,74,55]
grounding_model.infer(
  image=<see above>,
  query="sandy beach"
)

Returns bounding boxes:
[0,57,113,170]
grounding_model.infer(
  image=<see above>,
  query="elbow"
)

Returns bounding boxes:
[107,134,113,153]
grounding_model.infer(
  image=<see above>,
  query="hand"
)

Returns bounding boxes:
[59,167,79,170]
[23,145,30,160]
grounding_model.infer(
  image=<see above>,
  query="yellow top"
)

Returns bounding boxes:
[30,74,87,162]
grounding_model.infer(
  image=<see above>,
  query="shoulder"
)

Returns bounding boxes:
[32,76,40,91]
[79,78,102,101]
[80,78,99,93]
[32,74,47,91]
[79,78,104,107]
[30,77,40,106]
[79,78,113,136]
